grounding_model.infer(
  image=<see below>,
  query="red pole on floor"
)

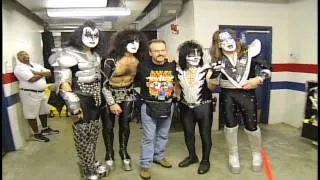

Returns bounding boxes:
[261,148,274,180]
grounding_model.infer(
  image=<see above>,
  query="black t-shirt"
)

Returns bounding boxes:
[136,59,176,101]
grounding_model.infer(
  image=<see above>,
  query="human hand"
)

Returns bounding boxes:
[110,104,122,116]
[242,77,262,90]
[73,112,84,124]
[211,61,223,72]
[166,56,176,63]
[31,70,41,75]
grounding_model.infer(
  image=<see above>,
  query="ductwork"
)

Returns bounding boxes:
[136,0,183,30]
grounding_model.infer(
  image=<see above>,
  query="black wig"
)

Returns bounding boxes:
[106,29,148,61]
[178,40,204,70]
[68,21,107,57]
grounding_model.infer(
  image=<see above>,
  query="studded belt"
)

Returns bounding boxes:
[181,100,212,108]
[20,88,44,93]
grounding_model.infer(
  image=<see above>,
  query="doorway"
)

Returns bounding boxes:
[218,25,272,129]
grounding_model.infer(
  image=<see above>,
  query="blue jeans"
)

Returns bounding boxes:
[139,103,173,168]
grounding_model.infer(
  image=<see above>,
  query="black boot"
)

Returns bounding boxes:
[119,130,132,171]
[101,109,115,170]
[178,156,199,167]
[198,161,210,174]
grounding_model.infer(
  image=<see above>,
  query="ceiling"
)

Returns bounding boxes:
[14,0,152,31]
[12,0,292,32]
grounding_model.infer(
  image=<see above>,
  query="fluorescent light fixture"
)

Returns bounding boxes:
[62,26,79,29]
[47,8,131,17]
[46,1,107,8]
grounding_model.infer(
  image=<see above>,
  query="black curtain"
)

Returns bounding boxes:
[41,30,55,83]
[141,31,157,41]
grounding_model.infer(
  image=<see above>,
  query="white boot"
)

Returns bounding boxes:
[244,127,262,172]
[105,160,115,170]
[224,125,240,174]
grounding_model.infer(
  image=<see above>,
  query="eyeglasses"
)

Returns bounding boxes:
[150,49,166,53]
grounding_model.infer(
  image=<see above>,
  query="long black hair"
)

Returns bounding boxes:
[106,29,148,61]
[177,40,204,70]
[68,21,107,57]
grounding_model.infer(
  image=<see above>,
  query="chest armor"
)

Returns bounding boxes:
[220,54,252,88]
[68,50,101,83]
[68,48,102,106]
[177,65,209,104]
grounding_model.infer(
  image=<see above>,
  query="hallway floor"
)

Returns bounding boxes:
[3,117,318,180]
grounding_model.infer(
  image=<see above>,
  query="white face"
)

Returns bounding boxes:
[186,48,201,66]
[218,32,236,52]
[82,27,99,48]
[126,40,140,54]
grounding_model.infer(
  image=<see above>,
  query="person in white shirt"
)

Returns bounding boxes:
[14,51,59,142]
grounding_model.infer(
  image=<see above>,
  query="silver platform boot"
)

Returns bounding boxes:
[224,125,241,174]
[94,161,109,178]
[244,127,263,172]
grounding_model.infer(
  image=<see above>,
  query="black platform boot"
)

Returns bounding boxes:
[119,130,132,171]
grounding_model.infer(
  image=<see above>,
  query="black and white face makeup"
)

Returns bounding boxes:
[82,27,99,48]
[218,32,236,52]
[126,40,140,54]
[186,48,201,66]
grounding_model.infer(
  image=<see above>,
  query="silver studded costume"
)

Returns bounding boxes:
[50,46,107,179]
[217,39,271,130]
[211,33,271,173]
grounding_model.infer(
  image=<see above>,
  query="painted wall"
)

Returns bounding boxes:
[281,0,317,127]
[158,0,195,58]
[158,0,318,129]
[3,1,44,149]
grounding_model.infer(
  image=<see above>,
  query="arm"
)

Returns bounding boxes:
[31,67,52,77]
[206,69,219,91]
[14,64,46,83]
[101,58,122,115]
[243,39,271,90]
[49,50,82,117]
[173,80,182,102]
[255,58,272,83]
[28,74,44,82]
[28,68,52,82]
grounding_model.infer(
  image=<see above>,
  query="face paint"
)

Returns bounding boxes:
[218,32,236,52]
[82,27,99,48]
[186,48,201,66]
[126,40,140,54]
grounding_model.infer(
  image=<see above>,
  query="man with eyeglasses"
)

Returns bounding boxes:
[136,39,177,180]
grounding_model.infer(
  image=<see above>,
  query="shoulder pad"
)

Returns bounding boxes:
[51,49,79,68]
[248,39,261,58]
[176,66,183,74]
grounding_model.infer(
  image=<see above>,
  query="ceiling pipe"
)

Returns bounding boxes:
[135,0,183,30]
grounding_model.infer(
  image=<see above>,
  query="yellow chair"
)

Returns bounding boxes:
[45,84,69,117]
